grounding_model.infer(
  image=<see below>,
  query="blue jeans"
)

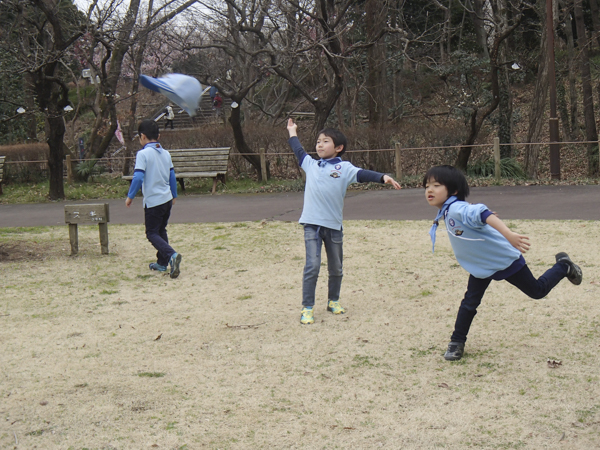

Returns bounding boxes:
[144,200,175,267]
[451,262,569,343]
[302,225,343,307]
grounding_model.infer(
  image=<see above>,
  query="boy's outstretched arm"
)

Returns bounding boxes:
[485,214,530,253]
[383,175,402,190]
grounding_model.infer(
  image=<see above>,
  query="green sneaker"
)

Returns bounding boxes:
[327,300,346,314]
[300,307,314,324]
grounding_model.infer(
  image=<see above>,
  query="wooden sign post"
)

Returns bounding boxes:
[64,203,110,255]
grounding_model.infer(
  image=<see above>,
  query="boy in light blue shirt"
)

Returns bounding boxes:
[287,118,401,324]
[425,165,582,361]
[126,120,182,279]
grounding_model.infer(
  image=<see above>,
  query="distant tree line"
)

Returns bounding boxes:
[0,0,599,198]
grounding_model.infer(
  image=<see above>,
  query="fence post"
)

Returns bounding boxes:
[66,155,72,183]
[394,143,402,180]
[259,147,268,182]
[493,137,501,181]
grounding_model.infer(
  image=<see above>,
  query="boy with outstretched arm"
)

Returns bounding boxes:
[424,165,582,361]
[287,118,401,324]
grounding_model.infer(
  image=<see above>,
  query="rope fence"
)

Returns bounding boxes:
[3,139,599,183]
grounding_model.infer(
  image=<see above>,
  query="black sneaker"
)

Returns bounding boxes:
[555,252,583,285]
[444,342,465,361]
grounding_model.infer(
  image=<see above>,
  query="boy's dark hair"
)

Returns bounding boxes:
[318,128,348,156]
[138,119,160,140]
[422,165,470,200]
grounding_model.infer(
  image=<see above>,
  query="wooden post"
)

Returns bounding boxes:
[98,223,109,255]
[64,203,110,255]
[66,155,72,184]
[68,223,79,255]
[394,143,402,181]
[493,137,501,181]
[259,147,268,182]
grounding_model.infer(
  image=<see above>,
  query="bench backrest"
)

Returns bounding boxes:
[0,156,5,183]
[170,147,230,174]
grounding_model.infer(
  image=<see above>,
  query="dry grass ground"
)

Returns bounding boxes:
[1,219,599,449]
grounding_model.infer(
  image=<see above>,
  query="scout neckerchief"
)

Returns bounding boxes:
[429,195,458,252]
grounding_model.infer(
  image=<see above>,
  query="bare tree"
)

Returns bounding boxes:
[454,0,527,170]
[573,0,598,175]
[0,0,85,199]
[175,0,275,178]
[85,0,197,161]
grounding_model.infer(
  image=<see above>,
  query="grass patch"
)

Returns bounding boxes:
[137,372,166,378]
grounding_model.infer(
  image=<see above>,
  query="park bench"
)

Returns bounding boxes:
[0,156,5,195]
[124,147,231,194]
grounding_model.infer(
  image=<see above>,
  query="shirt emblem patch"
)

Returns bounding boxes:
[335,164,341,170]
[448,218,455,227]
[454,229,464,236]
[330,171,341,178]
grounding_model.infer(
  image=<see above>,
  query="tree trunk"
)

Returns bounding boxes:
[365,0,388,127]
[588,0,600,50]
[562,0,578,138]
[524,2,548,178]
[228,100,268,180]
[497,43,513,158]
[468,0,491,59]
[574,0,599,175]
[46,111,66,200]
[123,3,154,176]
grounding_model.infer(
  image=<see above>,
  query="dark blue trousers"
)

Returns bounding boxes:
[451,262,569,343]
[144,200,175,267]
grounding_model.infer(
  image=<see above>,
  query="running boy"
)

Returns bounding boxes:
[424,165,582,361]
[126,119,182,279]
[287,118,401,324]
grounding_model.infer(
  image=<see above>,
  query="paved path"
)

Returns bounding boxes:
[0,185,598,228]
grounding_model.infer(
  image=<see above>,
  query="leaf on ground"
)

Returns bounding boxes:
[547,359,562,368]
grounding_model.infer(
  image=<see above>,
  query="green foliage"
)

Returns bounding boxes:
[76,159,106,181]
[467,157,525,178]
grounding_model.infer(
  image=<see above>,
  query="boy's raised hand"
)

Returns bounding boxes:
[287,118,297,137]
[383,175,402,190]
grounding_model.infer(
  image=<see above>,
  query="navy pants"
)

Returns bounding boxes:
[451,262,569,343]
[144,200,175,267]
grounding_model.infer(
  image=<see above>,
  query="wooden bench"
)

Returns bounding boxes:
[0,156,5,195]
[123,147,231,194]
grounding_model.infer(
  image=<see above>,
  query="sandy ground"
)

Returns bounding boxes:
[1,219,599,449]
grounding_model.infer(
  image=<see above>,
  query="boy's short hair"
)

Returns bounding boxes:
[318,128,348,156]
[422,165,470,200]
[138,119,159,140]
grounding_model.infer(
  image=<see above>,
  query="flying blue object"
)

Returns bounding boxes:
[139,73,203,116]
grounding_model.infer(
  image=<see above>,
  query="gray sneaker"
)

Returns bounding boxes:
[444,342,465,361]
[555,252,582,285]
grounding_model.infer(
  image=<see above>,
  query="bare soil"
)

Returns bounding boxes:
[1,220,599,449]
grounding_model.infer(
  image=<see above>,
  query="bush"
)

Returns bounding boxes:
[0,143,49,183]
[467,157,525,178]
[76,159,106,181]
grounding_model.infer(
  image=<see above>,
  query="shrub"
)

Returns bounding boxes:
[467,157,525,178]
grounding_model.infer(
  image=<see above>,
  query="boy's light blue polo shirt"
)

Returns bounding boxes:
[444,200,522,279]
[298,147,360,231]
[132,142,174,208]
